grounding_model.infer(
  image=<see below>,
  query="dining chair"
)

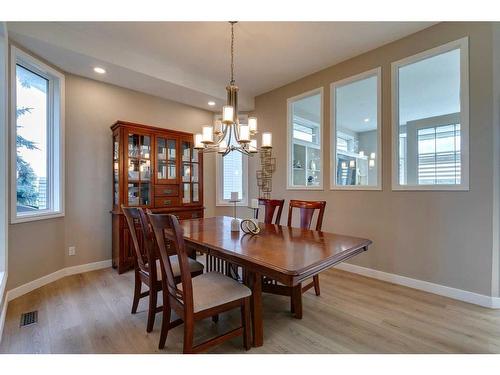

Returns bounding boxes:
[122,206,204,333]
[262,199,326,318]
[148,213,252,353]
[257,198,285,224]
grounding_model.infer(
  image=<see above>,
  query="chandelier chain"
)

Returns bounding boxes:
[230,21,235,85]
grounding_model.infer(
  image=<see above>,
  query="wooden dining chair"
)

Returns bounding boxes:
[262,199,326,318]
[288,199,326,295]
[257,198,285,224]
[122,206,204,333]
[148,213,252,353]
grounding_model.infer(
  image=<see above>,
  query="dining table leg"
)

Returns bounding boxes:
[247,270,263,347]
[292,283,303,319]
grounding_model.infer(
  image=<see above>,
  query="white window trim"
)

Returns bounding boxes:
[286,87,324,190]
[330,67,382,191]
[10,46,65,223]
[215,114,249,207]
[0,23,8,300]
[391,37,469,191]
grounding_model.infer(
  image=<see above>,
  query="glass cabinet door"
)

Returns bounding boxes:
[127,132,152,206]
[156,136,177,183]
[113,133,120,207]
[181,140,201,204]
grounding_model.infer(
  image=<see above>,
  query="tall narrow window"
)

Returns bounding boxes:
[216,116,248,206]
[11,47,64,222]
[392,38,468,190]
[331,68,381,190]
[287,88,323,189]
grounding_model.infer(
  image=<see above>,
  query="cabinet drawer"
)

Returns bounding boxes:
[154,197,181,208]
[154,185,179,197]
[176,210,203,220]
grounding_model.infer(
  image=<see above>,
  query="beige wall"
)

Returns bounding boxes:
[7,74,215,290]
[216,22,498,296]
[492,23,500,297]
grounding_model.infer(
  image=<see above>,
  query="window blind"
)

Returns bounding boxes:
[417,124,461,185]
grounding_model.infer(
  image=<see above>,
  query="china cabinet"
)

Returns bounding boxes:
[111,121,204,273]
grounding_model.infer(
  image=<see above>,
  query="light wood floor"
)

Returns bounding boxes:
[2,266,500,354]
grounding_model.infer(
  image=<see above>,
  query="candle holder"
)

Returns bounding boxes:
[229,198,241,232]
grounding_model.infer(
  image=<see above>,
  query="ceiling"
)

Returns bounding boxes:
[7,22,436,111]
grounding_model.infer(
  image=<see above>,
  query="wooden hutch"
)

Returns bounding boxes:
[111,121,204,273]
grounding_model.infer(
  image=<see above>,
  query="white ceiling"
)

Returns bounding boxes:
[7,21,436,111]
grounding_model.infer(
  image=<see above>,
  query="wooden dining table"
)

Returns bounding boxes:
[179,216,372,347]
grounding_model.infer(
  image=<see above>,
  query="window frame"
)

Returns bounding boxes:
[391,37,469,191]
[330,67,382,191]
[0,23,8,300]
[10,46,65,223]
[215,114,249,207]
[286,87,324,190]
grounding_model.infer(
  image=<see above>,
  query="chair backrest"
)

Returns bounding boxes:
[148,213,193,312]
[258,198,285,225]
[287,200,327,231]
[122,205,154,273]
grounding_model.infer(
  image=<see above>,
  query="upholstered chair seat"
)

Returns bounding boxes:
[178,271,251,313]
[155,257,204,279]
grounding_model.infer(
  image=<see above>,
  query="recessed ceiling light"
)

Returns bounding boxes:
[93,67,106,74]
[208,101,216,106]
[364,118,370,122]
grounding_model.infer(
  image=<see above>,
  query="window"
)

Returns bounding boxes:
[287,88,323,189]
[11,47,65,222]
[392,38,469,190]
[216,116,248,206]
[331,68,381,190]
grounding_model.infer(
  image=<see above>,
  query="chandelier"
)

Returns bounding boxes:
[193,21,272,157]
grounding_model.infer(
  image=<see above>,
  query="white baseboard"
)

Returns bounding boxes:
[6,259,112,303]
[0,259,111,343]
[335,262,500,309]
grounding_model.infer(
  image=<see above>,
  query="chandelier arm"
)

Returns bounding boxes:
[233,122,241,143]
[199,146,219,154]
[234,147,251,157]
[213,123,229,146]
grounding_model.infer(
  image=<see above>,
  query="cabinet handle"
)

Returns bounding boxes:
[164,189,172,194]
[163,200,171,206]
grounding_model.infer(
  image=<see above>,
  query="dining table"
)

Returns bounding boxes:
[180,215,372,347]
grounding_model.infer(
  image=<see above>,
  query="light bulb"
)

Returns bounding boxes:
[359,151,365,157]
[214,120,223,135]
[262,132,272,148]
[249,139,258,153]
[239,125,250,142]
[349,160,355,168]
[369,159,375,168]
[202,126,214,144]
[194,133,204,149]
[248,117,258,133]
[222,105,234,124]
[370,152,376,159]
